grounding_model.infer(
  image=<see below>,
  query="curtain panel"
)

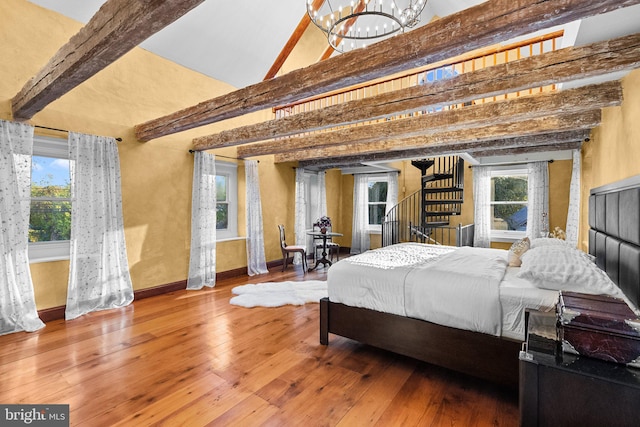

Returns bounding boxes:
[351,174,370,254]
[245,160,268,276]
[472,166,492,248]
[565,149,581,247]
[0,120,45,335]
[66,132,134,320]
[526,161,550,239]
[294,168,306,265]
[188,152,217,290]
[385,171,399,214]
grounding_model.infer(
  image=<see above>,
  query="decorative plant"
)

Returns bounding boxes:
[550,226,566,240]
[314,216,332,229]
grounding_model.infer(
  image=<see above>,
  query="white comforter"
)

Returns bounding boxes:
[328,243,510,336]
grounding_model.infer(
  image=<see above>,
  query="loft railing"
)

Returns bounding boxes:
[273,31,563,124]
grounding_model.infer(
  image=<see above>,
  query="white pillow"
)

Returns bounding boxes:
[517,246,621,297]
[529,237,571,249]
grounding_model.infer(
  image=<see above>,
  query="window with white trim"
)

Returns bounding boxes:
[215,161,238,240]
[367,175,388,231]
[490,168,528,240]
[29,135,71,263]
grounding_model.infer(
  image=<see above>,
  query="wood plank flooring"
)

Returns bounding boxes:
[0,264,518,426]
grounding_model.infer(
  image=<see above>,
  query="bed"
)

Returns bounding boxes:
[320,175,640,388]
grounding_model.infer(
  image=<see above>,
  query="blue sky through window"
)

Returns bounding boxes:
[32,156,70,187]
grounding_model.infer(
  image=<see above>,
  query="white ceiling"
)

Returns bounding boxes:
[26,1,640,89]
[27,0,485,88]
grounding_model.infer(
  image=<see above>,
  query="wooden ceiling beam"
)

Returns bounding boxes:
[297,130,589,168]
[237,81,620,158]
[193,32,640,151]
[469,140,583,158]
[11,0,205,121]
[135,0,640,142]
[274,110,601,163]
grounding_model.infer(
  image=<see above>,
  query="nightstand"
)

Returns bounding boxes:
[519,310,640,427]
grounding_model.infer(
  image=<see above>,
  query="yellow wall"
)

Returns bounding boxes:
[5,0,637,312]
[0,0,276,309]
[580,69,640,250]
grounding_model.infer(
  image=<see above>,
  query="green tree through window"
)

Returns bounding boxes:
[30,157,71,242]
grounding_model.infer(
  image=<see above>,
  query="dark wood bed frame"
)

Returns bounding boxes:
[320,174,640,389]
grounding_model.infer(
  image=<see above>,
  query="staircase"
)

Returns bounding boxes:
[383,155,473,247]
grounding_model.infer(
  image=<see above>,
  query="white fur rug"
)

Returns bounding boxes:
[229,280,327,308]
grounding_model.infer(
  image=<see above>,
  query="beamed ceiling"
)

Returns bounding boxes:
[13,0,640,169]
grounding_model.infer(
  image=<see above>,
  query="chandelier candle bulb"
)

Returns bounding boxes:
[307,0,427,53]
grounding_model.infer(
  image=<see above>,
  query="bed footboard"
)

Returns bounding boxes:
[319,297,520,388]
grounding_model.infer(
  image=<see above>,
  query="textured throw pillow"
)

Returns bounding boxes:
[517,246,621,297]
[530,237,570,249]
[507,237,530,267]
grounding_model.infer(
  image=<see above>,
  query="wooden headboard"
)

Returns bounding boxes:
[589,174,640,308]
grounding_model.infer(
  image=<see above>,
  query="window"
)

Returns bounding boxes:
[490,168,528,240]
[29,135,71,263]
[215,161,238,240]
[367,175,388,231]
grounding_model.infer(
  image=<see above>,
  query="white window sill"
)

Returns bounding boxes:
[217,236,247,243]
[29,241,70,264]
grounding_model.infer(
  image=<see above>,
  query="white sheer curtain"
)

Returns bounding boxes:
[385,171,399,214]
[187,152,217,290]
[0,120,45,335]
[472,166,492,248]
[245,160,268,276]
[565,149,581,247]
[294,168,306,265]
[351,174,370,254]
[66,132,134,320]
[318,170,327,218]
[526,161,550,239]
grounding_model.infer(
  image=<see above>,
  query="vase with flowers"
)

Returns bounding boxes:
[314,216,332,234]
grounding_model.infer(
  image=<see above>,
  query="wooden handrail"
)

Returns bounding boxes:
[273,30,563,113]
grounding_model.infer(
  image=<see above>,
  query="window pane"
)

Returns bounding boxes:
[216,203,228,229]
[29,200,71,242]
[491,176,527,202]
[30,156,71,243]
[368,181,388,203]
[216,175,227,202]
[31,156,70,197]
[369,204,386,225]
[491,204,527,231]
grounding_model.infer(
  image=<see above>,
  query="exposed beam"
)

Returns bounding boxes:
[298,130,589,168]
[136,0,640,142]
[274,110,601,163]
[470,140,583,158]
[193,33,640,151]
[11,0,205,121]
[263,0,325,81]
[236,81,620,158]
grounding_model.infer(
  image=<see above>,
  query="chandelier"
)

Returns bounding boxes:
[306,0,428,53]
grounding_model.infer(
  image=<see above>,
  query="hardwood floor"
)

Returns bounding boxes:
[0,265,518,426]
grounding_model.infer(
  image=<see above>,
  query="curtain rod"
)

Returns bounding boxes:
[188,150,256,162]
[34,125,123,142]
[468,159,554,168]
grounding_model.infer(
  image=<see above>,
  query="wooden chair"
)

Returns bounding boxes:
[278,224,307,273]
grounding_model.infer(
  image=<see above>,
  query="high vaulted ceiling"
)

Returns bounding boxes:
[25,0,522,89]
[19,0,640,169]
[27,0,640,89]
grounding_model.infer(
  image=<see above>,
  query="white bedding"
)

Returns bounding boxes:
[328,243,560,340]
